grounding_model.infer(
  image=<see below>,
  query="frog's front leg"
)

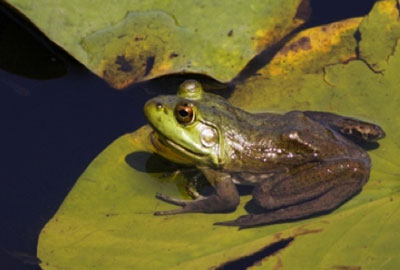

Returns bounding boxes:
[216,158,369,228]
[154,168,239,215]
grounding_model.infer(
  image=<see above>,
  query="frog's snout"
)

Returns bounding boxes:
[145,99,164,111]
[144,99,167,123]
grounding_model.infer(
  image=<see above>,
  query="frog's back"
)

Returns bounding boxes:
[278,111,370,159]
[222,110,373,173]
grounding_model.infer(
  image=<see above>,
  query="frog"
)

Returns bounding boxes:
[143,80,385,228]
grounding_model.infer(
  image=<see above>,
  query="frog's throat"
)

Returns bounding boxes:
[150,131,206,162]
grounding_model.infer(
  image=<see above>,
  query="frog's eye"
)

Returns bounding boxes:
[175,103,194,124]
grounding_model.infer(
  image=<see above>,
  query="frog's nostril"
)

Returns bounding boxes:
[156,103,164,110]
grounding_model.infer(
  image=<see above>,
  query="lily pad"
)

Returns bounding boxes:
[37,1,400,269]
[37,126,308,270]
[228,0,400,268]
[4,0,308,89]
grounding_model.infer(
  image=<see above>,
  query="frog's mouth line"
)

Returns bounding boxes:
[150,131,205,160]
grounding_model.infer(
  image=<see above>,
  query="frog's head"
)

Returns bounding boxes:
[144,80,229,167]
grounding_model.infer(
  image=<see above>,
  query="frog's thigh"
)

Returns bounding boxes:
[253,159,369,210]
[218,180,363,228]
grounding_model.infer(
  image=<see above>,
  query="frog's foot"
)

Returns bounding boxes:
[154,192,207,215]
[214,215,258,228]
[154,193,230,215]
[186,186,202,199]
[304,111,385,142]
[154,191,238,215]
[215,181,362,229]
[185,172,204,199]
[154,175,240,215]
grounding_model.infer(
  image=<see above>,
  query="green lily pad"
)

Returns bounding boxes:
[37,125,308,270]
[4,0,308,89]
[37,1,400,269]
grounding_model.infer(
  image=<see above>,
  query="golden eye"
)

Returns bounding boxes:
[175,104,194,124]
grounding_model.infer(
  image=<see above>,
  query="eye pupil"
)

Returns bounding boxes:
[179,110,188,117]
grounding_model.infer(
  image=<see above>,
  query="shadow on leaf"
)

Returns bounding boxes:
[125,151,182,173]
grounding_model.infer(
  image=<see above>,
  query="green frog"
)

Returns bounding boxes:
[144,80,385,228]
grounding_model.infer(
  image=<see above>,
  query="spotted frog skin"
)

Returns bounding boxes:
[143,80,385,228]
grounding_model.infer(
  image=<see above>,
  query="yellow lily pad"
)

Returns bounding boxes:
[4,0,308,89]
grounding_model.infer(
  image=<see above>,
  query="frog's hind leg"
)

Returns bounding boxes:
[304,111,385,142]
[253,159,368,211]
[215,181,361,229]
[215,159,369,228]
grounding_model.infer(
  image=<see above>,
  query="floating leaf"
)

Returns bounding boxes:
[38,1,400,269]
[37,126,312,270]
[229,17,363,110]
[4,0,308,88]
[228,0,400,268]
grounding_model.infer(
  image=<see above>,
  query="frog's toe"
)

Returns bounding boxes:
[155,192,187,206]
[154,208,188,215]
[214,220,240,227]
[214,214,256,228]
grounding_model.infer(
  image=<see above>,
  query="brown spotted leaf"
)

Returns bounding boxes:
[4,0,309,89]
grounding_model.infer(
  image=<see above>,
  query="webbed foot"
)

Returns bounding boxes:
[304,111,385,142]
[214,214,259,229]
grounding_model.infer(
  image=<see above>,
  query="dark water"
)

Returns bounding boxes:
[0,1,377,269]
